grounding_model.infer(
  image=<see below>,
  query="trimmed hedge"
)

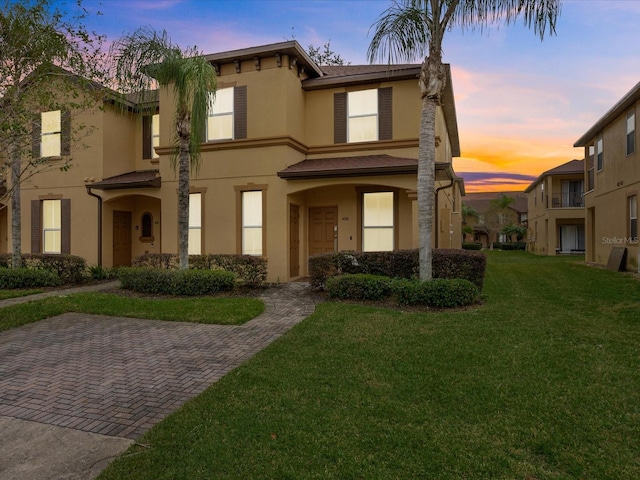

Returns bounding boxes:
[326,274,393,301]
[495,242,526,251]
[118,268,236,296]
[394,278,479,308]
[133,253,267,286]
[462,242,483,250]
[0,268,62,289]
[309,249,486,291]
[0,254,86,283]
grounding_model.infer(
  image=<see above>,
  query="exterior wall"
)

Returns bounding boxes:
[580,99,639,270]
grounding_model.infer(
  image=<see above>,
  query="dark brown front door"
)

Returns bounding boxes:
[309,206,338,256]
[113,210,132,267]
[290,204,300,277]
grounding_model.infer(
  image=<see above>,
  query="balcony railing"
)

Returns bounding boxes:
[548,192,584,208]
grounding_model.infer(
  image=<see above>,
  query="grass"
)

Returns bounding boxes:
[0,293,265,332]
[98,251,640,479]
[0,288,43,300]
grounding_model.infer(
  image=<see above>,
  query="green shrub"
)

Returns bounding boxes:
[118,268,236,296]
[498,242,526,251]
[88,265,117,280]
[0,254,86,283]
[0,268,61,289]
[310,249,486,291]
[394,278,479,308]
[462,242,483,250]
[133,253,267,286]
[326,274,393,301]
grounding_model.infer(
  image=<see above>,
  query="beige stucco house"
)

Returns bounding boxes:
[4,40,465,282]
[574,81,640,270]
[525,159,585,255]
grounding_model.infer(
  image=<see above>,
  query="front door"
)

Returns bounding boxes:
[290,204,300,277]
[309,206,338,256]
[113,210,132,267]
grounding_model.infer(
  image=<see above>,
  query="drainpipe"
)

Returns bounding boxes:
[434,178,455,248]
[85,186,103,266]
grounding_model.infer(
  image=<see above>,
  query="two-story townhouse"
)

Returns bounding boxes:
[12,40,464,282]
[525,159,585,255]
[574,81,640,270]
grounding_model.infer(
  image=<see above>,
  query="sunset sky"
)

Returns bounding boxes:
[66,0,640,192]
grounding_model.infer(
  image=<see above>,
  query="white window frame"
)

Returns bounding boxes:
[151,113,160,159]
[42,199,61,254]
[207,87,234,141]
[362,191,394,252]
[41,110,61,157]
[347,89,378,143]
[242,191,263,256]
[188,193,202,255]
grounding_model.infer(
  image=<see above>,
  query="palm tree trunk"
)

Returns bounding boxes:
[10,147,22,268]
[177,128,190,270]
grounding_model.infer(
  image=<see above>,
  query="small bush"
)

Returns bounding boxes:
[395,278,479,308]
[498,242,526,251]
[118,268,236,296]
[326,274,393,300]
[88,265,117,280]
[0,268,61,289]
[462,242,483,250]
[133,253,267,286]
[0,254,86,283]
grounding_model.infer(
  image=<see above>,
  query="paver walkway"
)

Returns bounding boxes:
[0,282,317,440]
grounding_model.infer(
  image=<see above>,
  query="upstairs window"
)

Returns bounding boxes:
[41,111,61,157]
[152,114,160,158]
[207,87,234,141]
[363,191,394,252]
[143,113,160,159]
[596,136,604,171]
[334,88,392,144]
[348,89,378,143]
[627,111,635,155]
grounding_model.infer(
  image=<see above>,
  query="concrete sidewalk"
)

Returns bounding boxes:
[0,281,317,480]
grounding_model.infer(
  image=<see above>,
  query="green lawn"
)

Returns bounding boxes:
[98,251,640,479]
[0,293,264,332]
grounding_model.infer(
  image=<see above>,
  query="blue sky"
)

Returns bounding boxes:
[63,0,640,191]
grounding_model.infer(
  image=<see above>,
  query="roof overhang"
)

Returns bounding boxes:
[88,170,161,190]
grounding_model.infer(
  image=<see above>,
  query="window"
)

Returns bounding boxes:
[151,114,160,159]
[363,192,394,252]
[141,213,153,239]
[41,110,61,157]
[242,191,263,255]
[348,89,378,143]
[334,88,392,144]
[143,113,160,159]
[596,136,604,170]
[587,145,595,191]
[627,111,635,155]
[188,193,202,255]
[42,199,61,253]
[630,195,637,241]
[207,87,234,141]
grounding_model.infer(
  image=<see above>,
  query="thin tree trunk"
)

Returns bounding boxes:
[10,147,22,268]
[177,125,190,270]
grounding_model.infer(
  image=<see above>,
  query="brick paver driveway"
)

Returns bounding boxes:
[0,283,315,439]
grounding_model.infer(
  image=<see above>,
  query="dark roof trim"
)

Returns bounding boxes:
[303,67,421,90]
[574,81,640,147]
[204,40,323,78]
[89,170,161,190]
[524,159,584,193]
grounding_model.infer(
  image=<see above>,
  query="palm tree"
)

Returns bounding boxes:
[110,27,216,269]
[368,0,560,280]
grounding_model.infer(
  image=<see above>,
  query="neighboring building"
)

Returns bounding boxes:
[524,159,585,255]
[4,40,465,282]
[574,81,640,270]
[463,191,527,247]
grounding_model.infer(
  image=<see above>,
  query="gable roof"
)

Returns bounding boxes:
[524,159,584,193]
[574,81,640,147]
[89,170,161,190]
[464,191,528,214]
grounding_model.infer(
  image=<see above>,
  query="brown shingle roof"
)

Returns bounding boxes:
[89,170,160,190]
[277,154,454,180]
[524,159,584,192]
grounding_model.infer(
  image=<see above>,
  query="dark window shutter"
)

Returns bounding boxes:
[32,114,41,158]
[334,92,347,144]
[378,87,392,140]
[142,115,152,159]
[234,85,247,140]
[61,199,71,254]
[31,200,41,253]
[61,110,71,156]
